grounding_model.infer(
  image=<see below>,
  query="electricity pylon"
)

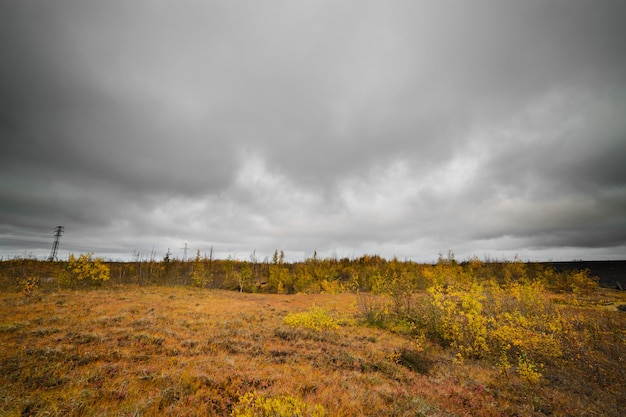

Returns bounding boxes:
[48,226,64,261]
[180,242,188,261]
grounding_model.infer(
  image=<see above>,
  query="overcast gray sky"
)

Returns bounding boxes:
[1,0,625,262]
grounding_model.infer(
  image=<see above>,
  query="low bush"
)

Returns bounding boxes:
[232,392,326,417]
[62,253,110,287]
[283,305,339,332]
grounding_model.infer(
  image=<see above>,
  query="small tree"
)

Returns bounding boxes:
[268,250,290,293]
[191,250,208,287]
[65,253,110,287]
[239,262,252,292]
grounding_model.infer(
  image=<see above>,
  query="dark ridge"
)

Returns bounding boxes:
[541,260,626,288]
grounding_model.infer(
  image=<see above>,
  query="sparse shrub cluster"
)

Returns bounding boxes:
[351,258,603,386]
[0,258,58,292]
[419,279,562,383]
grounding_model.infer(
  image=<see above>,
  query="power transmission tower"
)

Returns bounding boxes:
[180,243,188,261]
[48,226,64,261]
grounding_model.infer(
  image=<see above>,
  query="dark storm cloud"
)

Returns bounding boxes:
[1,0,625,261]
[0,0,237,192]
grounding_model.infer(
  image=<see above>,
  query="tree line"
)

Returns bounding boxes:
[1,251,598,296]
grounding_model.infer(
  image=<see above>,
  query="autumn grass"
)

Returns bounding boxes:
[1,285,625,416]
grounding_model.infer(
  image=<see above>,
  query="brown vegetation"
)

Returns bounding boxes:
[1,256,625,416]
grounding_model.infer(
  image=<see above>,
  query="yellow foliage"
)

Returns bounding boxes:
[516,354,543,385]
[20,275,40,296]
[68,253,110,284]
[498,344,512,376]
[369,272,388,295]
[427,283,489,358]
[284,305,339,331]
[569,269,599,296]
[191,250,208,287]
[487,281,564,361]
[320,279,343,294]
[232,392,326,417]
[426,279,564,363]
[268,255,291,293]
[502,257,527,284]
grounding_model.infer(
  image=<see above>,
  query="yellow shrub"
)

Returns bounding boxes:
[516,354,542,385]
[20,275,40,296]
[502,258,528,284]
[191,251,208,288]
[487,281,564,362]
[424,279,564,363]
[320,279,343,294]
[497,344,512,376]
[68,253,110,285]
[427,283,489,358]
[284,305,339,331]
[232,392,326,417]
[568,269,599,296]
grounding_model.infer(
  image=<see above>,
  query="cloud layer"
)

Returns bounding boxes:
[1,0,625,261]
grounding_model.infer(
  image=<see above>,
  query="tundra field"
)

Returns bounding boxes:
[1,257,625,416]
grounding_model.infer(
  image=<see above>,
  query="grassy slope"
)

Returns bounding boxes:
[1,286,625,416]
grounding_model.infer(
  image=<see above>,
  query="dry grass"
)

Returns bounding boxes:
[1,286,625,416]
